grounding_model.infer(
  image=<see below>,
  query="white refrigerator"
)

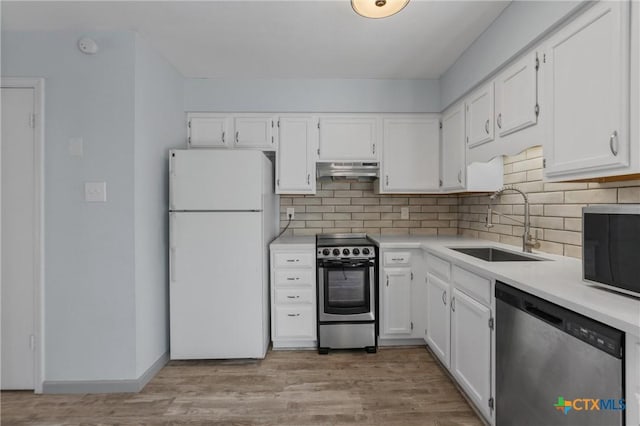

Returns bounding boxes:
[169,149,277,359]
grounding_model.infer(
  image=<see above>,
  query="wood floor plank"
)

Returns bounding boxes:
[1,347,483,426]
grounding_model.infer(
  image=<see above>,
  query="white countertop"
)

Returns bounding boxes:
[269,234,640,335]
[370,235,640,337]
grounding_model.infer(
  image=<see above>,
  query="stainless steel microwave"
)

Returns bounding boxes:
[583,205,640,297]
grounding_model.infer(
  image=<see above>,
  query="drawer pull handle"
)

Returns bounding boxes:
[391,258,405,261]
[286,259,300,263]
[287,313,300,317]
[609,130,618,156]
[286,277,300,281]
[286,295,300,299]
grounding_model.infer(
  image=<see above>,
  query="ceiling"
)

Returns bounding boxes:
[1,1,510,79]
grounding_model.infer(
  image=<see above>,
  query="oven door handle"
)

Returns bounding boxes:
[320,260,373,268]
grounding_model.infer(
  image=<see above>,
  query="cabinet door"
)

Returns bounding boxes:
[426,273,450,367]
[381,267,412,336]
[543,1,630,177]
[276,117,317,194]
[495,51,539,137]
[188,116,230,148]
[318,117,377,161]
[234,116,277,149]
[381,117,440,193]
[466,82,494,148]
[441,104,465,191]
[451,288,492,420]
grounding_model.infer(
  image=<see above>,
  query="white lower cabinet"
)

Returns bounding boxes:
[426,272,450,367]
[451,288,492,421]
[379,249,427,342]
[270,245,316,349]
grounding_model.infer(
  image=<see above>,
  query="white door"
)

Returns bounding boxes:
[466,82,494,148]
[451,288,492,420]
[318,117,377,161]
[441,104,466,191]
[188,115,230,148]
[234,116,276,149]
[495,51,539,137]
[381,117,440,193]
[170,212,265,359]
[1,87,36,389]
[381,267,412,336]
[276,117,317,194]
[426,273,450,367]
[543,1,630,177]
[170,149,264,211]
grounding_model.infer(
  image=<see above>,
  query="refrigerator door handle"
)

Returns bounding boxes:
[170,213,177,283]
[170,248,177,283]
[169,173,176,210]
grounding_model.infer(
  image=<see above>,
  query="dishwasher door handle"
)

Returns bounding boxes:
[525,303,562,326]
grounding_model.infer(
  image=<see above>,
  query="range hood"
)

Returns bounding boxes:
[316,161,379,181]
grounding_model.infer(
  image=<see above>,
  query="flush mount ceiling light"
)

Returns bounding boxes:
[351,0,410,19]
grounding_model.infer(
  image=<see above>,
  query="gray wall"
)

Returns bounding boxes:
[185,78,440,113]
[133,35,184,376]
[2,31,137,380]
[439,1,586,110]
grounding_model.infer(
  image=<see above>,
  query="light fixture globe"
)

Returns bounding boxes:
[351,0,410,19]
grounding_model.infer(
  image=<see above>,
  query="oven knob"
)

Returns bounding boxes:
[362,248,370,255]
[332,248,340,256]
[352,248,360,255]
[343,248,350,256]
[322,249,330,256]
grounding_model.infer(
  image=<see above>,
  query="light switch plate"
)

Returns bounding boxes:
[85,182,107,202]
[68,137,84,157]
[400,207,409,220]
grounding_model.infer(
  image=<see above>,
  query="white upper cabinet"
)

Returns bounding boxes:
[318,116,377,161]
[542,1,630,179]
[276,117,317,194]
[380,116,440,193]
[234,116,278,149]
[495,51,539,138]
[188,114,231,148]
[441,104,466,191]
[466,82,494,148]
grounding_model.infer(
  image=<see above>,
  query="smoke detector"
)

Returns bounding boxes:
[78,37,99,55]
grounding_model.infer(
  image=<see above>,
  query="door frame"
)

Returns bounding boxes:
[1,77,45,393]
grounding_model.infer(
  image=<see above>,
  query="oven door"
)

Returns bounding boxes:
[318,259,375,322]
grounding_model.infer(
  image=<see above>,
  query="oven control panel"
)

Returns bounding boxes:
[317,246,376,259]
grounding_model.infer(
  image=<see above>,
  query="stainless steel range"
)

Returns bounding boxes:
[316,234,377,354]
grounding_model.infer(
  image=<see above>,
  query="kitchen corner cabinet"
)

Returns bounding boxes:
[187,113,231,148]
[542,1,630,179]
[494,51,539,139]
[270,246,317,349]
[276,116,318,194]
[318,116,377,161]
[379,249,427,343]
[441,104,466,191]
[466,82,495,149]
[380,116,440,193]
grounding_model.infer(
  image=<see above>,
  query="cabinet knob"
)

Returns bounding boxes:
[307,174,311,184]
[451,297,456,312]
[497,113,502,129]
[222,131,225,144]
[457,170,462,184]
[386,275,389,287]
[442,290,447,306]
[235,131,239,143]
[485,119,490,134]
[609,130,618,156]
[385,175,389,187]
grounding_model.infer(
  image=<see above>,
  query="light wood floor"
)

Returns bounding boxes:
[1,347,483,426]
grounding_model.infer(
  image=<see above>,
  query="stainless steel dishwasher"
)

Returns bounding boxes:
[495,281,624,426]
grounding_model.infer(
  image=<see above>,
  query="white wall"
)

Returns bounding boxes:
[133,35,184,377]
[439,0,586,109]
[185,78,440,113]
[2,31,137,380]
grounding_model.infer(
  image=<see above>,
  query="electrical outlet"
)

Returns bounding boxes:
[85,181,107,202]
[286,207,295,220]
[400,207,409,220]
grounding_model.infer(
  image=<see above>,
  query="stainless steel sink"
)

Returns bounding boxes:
[450,247,545,262]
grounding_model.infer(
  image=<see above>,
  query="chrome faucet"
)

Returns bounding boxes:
[486,187,540,253]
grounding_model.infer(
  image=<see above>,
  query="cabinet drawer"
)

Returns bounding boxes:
[427,253,451,281]
[452,265,491,306]
[274,252,314,268]
[275,288,314,304]
[274,306,315,339]
[384,252,411,266]
[274,269,314,287]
